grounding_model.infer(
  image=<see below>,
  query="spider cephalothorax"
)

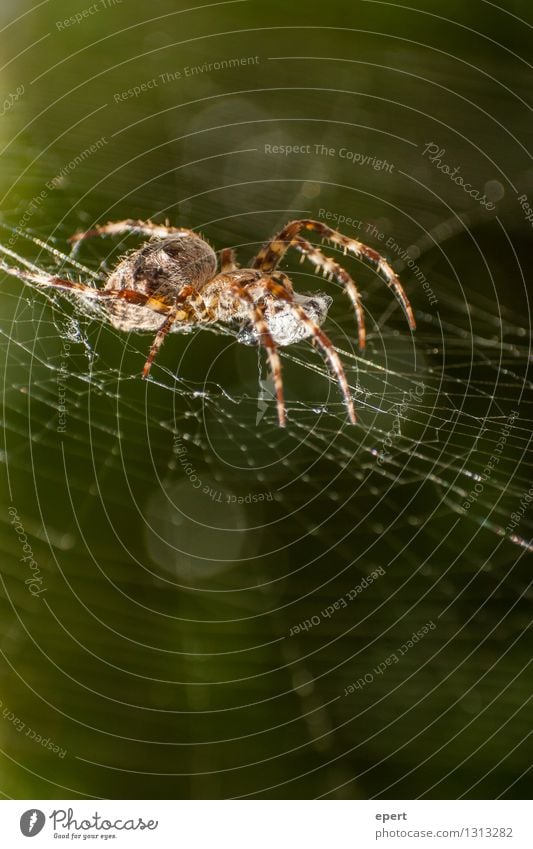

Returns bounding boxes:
[1,218,416,427]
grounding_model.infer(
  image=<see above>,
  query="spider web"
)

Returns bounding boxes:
[1,204,531,800]
[1,217,531,556]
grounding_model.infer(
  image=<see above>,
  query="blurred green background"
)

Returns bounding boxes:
[0,0,531,799]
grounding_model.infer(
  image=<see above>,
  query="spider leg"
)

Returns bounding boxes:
[291,235,366,350]
[142,285,197,378]
[219,248,239,272]
[251,218,416,331]
[0,262,106,297]
[229,280,286,427]
[262,273,356,424]
[69,218,195,245]
[0,261,173,315]
[142,310,179,379]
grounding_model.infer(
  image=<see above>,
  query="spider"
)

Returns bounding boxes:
[1,218,415,427]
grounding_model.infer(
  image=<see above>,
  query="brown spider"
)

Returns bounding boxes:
[1,218,415,427]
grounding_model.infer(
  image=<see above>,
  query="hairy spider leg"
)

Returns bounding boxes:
[290,235,366,350]
[142,285,198,378]
[219,248,239,272]
[0,262,174,314]
[228,279,286,427]
[251,218,416,331]
[261,273,356,424]
[69,219,196,245]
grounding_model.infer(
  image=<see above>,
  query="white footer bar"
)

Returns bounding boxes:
[1,799,530,848]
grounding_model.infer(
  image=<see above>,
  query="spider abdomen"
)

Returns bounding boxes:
[104,233,216,332]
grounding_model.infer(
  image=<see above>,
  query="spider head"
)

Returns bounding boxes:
[238,292,333,347]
